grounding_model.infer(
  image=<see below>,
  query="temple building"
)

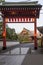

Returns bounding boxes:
[37,26,43,47]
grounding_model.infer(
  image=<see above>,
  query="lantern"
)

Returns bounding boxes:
[5,18,9,22]
[3,31,6,37]
[32,18,35,22]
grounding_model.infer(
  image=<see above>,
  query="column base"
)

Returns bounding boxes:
[2,47,7,50]
[34,47,37,50]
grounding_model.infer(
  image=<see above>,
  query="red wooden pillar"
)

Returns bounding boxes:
[2,17,6,50]
[34,19,37,50]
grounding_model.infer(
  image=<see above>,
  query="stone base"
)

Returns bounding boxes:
[34,47,37,50]
[2,47,7,50]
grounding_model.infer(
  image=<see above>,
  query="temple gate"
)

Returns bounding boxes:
[0,1,42,50]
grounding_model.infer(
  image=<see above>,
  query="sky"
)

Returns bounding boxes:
[5,0,43,33]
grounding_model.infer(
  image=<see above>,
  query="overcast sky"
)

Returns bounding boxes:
[5,0,43,33]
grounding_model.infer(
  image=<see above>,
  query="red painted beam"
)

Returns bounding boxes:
[2,18,6,50]
[34,20,37,50]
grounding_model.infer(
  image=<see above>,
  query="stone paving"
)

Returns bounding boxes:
[0,55,25,65]
[21,54,43,65]
[0,41,43,65]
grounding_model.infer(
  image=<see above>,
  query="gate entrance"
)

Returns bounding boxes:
[0,1,42,50]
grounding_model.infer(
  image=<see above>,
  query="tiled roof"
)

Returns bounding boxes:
[37,26,43,34]
[0,1,41,6]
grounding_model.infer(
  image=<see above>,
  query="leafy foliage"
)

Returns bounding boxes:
[6,26,18,40]
[0,22,3,39]
[0,22,18,40]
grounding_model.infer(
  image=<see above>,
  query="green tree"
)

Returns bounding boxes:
[6,25,18,40]
[0,22,3,39]
[0,0,5,2]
